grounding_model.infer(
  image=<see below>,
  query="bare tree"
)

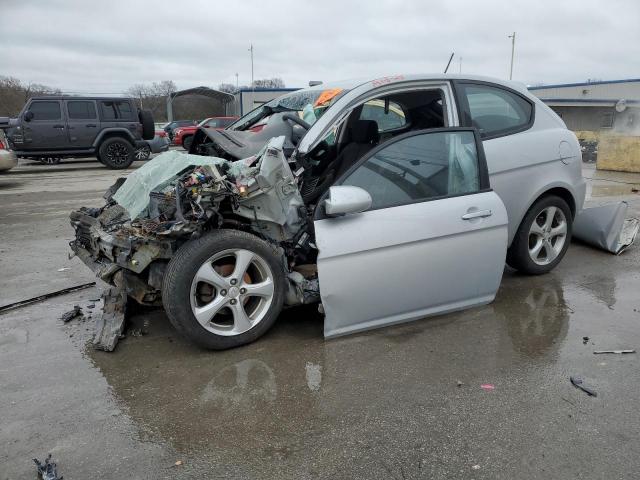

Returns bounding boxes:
[252,77,285,89]
[0,76,61,116]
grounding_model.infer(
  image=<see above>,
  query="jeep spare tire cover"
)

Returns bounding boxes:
[139,109,155,140]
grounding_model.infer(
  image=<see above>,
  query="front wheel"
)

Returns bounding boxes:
[134,144,151,161]
[162,229,285,349]
[507,195,572,275]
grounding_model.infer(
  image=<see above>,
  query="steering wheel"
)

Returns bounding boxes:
[282,113,311,130]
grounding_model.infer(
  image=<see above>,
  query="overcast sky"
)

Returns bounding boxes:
[2,0,639,93]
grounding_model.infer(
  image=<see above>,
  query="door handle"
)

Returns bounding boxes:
[86,124,97,127]
[461,209,492,220]
[53,124,65,129]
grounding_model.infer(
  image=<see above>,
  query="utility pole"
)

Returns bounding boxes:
[508,32,516,80]
[235,72,239,91]
[248,43,254,109]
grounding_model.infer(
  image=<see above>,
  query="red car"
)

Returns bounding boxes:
[174,116,238,151]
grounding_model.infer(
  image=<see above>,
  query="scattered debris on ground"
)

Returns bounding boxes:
[0,282,96,314]
[480,384,495,391]
[33,454,62,480]
[583,336,589,345]
[60,305,83,323]
[56,267,70,272]
[93,283,127,352]
[593,349,635,354]
[570,376,598,397]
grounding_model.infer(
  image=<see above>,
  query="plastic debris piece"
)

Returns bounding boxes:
[61,305,82,323]
[471,465,481,470]
[593,349,635,354]
[57,267,70,272]
[582,336,589,345]
[570,376,597,397]
[33,454,62,480]
[175,460,183,466]
[573,202,639,254]
[456,380,464,387]
[480,384,495,391]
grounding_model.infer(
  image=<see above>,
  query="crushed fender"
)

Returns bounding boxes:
[573,201,639,254]
[93,284,128,352]
[33,454,62,480]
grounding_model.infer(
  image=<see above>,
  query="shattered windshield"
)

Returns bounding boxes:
[229,87,348,131]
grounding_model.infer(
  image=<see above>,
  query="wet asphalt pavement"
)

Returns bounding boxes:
[1,158,640,479]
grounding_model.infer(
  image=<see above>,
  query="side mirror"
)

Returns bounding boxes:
[24,111,34,122]
[324,186,372,217]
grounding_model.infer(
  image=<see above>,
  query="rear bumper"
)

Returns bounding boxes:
[0,150,18,171]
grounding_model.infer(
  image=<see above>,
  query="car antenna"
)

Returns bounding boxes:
[444,52,455,74]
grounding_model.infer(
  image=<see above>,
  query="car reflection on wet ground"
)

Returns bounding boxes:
[1,158,639,479]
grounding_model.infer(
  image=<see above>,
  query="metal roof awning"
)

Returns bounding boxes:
[167,87,235,121]
[170,87,235,104]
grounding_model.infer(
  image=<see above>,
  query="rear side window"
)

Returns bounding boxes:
[342,130,482,210]
[28,101,61,121]
[67,101,97,119]
[100,101,135,121]
[359,99,407,132]
[459,83,533,138]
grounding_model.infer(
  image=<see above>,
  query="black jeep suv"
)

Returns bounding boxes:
[1,97,154,169]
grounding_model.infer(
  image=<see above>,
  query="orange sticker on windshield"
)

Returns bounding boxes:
[314,88,343,107]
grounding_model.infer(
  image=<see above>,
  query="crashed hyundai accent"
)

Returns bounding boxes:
[70,74,586,350]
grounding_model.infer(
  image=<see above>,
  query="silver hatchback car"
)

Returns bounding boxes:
[71,74,585,349]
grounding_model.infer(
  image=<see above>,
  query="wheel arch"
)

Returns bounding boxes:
[93,129,136,148]
[510,183,577,244]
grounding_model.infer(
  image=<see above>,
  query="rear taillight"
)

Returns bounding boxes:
[0,140,5,149]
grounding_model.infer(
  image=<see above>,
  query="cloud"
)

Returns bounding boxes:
[2,0,639,93]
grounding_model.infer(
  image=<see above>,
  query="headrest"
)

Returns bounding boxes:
[351,120,380,144]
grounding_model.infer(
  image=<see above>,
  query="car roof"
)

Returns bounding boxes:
[293,74,529,96]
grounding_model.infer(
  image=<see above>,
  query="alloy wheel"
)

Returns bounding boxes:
[135,145,151,160]
[106,142,131,165]
[528,206,568,266]
[189,249,275,336]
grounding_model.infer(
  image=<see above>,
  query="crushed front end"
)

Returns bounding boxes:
[70,137,318,309]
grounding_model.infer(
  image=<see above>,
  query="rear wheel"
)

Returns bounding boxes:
[99,137,134,169]
[162,229,285,349]
[182,135,193,151]
[507,195,572,275]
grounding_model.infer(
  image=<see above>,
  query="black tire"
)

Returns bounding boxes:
[99,137,134,169]
[162,229,286,350]
[507,195,573,275]
[134,144,151,161]
[138,109,155,140]
[182,135,193,151]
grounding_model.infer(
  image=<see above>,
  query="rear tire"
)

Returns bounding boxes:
[182,135,193,151]
[99,137,134,169]
[507,195,572,275]
[162,229,285,350]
